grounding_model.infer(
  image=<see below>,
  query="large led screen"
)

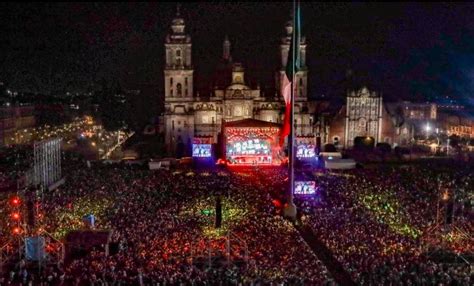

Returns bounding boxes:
[296,144,316,158]
[294,181,317,195]
[192,144,212,157]
[226,139,271,156]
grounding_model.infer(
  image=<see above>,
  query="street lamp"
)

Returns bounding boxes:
[447,138,450,156]
[435,128,440,152]
[425,123,431,141]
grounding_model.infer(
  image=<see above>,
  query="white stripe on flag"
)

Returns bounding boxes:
[282,75,291,104]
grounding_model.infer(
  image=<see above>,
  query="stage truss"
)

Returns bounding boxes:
[27,138,62,190]
[421,187,472,264]
[0,231,64,274]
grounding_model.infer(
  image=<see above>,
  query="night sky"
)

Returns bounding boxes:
[1,2,473,110]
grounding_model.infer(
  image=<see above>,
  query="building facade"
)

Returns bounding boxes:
[327,86,417,149]
[159,7,471,156]
[0,104,36,146]
[162,9,313,156]
[344,87,383,147]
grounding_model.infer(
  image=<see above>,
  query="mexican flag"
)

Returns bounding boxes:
[280,2,301,147]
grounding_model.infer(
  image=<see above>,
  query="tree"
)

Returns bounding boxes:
[376,142,392,154]
[448,135,460,148]
[323,144,336,152]
[354,136,375,150]
[392,105,406,129]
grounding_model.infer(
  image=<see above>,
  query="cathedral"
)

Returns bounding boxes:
[160,7,419,157]
[161,8,313,157]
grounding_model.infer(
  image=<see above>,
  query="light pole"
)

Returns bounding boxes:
[447,138,450,156]
[425,123,431,141]
[436,128,440,145]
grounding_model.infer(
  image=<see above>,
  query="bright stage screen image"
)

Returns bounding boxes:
[296,144,316,158]
[192,144,212,157]
[227,138,271,156]
[294,181,317,195]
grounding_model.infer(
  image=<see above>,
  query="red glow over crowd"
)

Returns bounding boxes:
[0,151,472,285]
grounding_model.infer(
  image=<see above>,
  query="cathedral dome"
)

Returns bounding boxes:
[171,5,185,34]
[171,18,185,34]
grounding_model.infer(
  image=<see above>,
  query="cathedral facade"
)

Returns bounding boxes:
[161,9,313,156]
[159,8,425,157]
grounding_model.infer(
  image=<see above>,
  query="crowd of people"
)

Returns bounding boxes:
[296,160,473,285]
[1,156,334,285]
[1,149,473,285]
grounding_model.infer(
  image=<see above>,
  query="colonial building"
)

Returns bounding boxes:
[161,8,313,156]
[159,7,466,156]
[344,87,383,147]
[327,86,415,149]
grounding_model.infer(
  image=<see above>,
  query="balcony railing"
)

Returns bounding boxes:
[194,124,218,134]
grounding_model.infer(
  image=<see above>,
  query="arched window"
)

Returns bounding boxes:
[177,83,182,97]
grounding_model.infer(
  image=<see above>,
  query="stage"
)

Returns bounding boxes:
[222,119,283,166]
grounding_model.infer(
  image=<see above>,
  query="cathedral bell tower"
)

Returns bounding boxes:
[164,5,193,100]
[163,5,195,156]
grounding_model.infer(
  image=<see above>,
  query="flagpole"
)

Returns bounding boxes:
[284,0,297,220]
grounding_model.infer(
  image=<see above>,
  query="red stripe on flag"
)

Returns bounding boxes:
[279,74,292,147]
